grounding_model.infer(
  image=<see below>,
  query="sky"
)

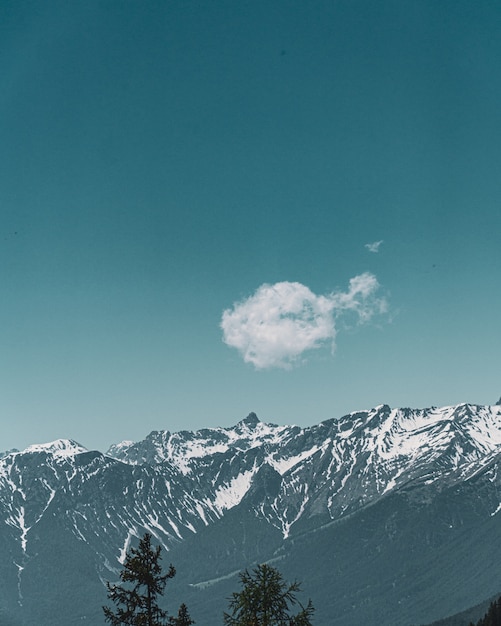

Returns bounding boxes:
[1,0,500,453]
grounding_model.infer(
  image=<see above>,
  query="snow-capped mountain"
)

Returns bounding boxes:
[2,403,501,626]
[107,404,501,538]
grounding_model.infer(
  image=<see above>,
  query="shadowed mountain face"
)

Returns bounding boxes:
[2,403,501,625]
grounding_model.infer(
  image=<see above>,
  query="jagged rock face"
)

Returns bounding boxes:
[2,404,501,625]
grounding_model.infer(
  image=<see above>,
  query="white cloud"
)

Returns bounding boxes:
[221,273,388,369]
[329,272,389,323]
[365,240,384,253]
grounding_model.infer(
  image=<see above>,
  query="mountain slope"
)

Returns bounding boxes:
[1,403,501,625]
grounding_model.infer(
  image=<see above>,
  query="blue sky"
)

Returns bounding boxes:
[1,0,500,452]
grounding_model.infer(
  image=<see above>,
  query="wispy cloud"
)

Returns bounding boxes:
[221,273,388,369]
[365,240,384,253]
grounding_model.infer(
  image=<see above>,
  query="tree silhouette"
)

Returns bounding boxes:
[224,563,314,626]
[471,597,501,625]
[169,603,195,625]
[103,532,176,626]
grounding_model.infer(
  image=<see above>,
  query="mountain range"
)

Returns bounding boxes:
[2,402,501,625]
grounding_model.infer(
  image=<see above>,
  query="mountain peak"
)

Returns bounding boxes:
[239,412,260,427]
[0,448,19,460]
[22,439,88,457]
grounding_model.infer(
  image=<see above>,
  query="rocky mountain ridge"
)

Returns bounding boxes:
[2,402,501,625]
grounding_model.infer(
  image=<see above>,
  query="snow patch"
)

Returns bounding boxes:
[268,445,321,475]
[491,502,501,517]
[119,529,136,564]
[22,439,88,458]
[212,469,256,512]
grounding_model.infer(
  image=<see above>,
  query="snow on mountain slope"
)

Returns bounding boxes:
[103,403,501,537]
[22,439,88,458]
[107,412,291,473]
[2,402,501,626]
[2,403,501,565]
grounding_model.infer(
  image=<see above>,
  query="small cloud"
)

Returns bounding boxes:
[365,240,384,253]
[221,273,388,370]
[329,272,389,323]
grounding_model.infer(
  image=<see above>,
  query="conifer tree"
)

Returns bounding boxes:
[103,532,176,626]
[472,596,501,626]
[169,603,195,625]
[223,563,314,626]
